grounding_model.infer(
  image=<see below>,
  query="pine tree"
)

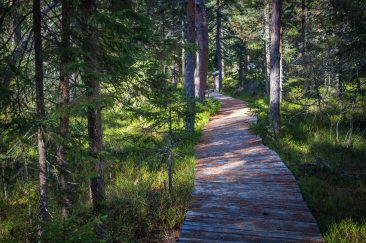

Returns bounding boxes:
[57,0,72,217]
[195,0,208,102]
[33,0,49,226]
[269,0,282,137]
[185,0,196,134]
[81,0,105,211]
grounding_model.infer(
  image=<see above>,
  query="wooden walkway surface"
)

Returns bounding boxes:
[179,94,323,242]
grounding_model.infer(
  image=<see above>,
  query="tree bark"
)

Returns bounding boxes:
[194,0,208,102]
[238,42,245,89]
[264,0,271,95]
[172,61,178,84]
[181,14,186,82]
[185,0,196,134]
[270,0,282,137]
[12,0,21,44]
[81,0,105,212]
[279,24,283,101]
[33,0,49,226]
[215,0,223,92]
[57,0,72,218]
[301,0,310,95]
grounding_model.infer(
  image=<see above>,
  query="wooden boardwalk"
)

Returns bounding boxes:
[179,94,323,242]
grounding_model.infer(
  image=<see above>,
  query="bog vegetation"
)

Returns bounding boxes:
[0,0,365,242]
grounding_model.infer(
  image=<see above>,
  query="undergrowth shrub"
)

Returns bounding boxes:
[0,97,220,242]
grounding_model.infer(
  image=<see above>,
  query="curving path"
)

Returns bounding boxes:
[179,93,323,242]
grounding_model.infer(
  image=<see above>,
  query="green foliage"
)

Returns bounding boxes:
[40,213,104,243]
[2,0,365,241]
[0,97,220,242]
[100,98,219,241]
[325,219,366,243]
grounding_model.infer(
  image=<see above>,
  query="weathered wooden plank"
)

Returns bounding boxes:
[194,179,299,186]
[191,187,304,201]
[181,222,323,242]
[194,180,301,191]
[178,93,323,242]
[179,234,305,243]
[184,212,319,233]
[196,153,280,162]
[193,184,302,196]
[194,175,297,184]
[179,227,321,243]
[186,205,317,223]
[178,237,240,243]
[195,158,285,168]
[189,195,311,210]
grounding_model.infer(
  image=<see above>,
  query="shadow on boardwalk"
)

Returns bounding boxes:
[179,93,324,242]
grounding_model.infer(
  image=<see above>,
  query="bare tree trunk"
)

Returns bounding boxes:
[356,69,363,95]
[301,0,310,95]
[57,0,72,218]
[181,15,186,81]
[81,0,105,212]
[185,0,196,134]
[195,0,208,102]
[167,108,174,193]
[279,24,283,101]
[264,0,271,95]
[172,61,178,84]
[214,75,219,91]
[2,161,7,200]
[216,0,223,92]
[33,0,49,227]
[195,51,200,96]
[12,0,21,44]
[238,42,245,89]
[270,0,282,137]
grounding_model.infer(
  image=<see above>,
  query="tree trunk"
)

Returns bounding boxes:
[195,51,200,96]
[270,0,282,137]
[279,24,283,101]
[57,0,72,218]
[264,0,271,95]
[238,42,245,89]
[194,0,208,102]
[301,0,310,95]
[172,61,178,84]
[33,0,49,226]
[216,0,223,92]
[181,15,186,81]
[185,0,196,134]
[356,69,363,95]
[81,0,105,212]
[12,0,21,44]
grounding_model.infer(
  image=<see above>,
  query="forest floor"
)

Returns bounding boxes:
[179,93,323,242]
[0,98,221,242]
[229,91,366,242]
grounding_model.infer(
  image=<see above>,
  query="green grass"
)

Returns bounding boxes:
[0,98,221,242]
[231,91,366,242]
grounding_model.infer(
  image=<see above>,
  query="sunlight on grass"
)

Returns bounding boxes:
[325,219,366,243]
[0,98,220,242]
[232,91,366,242]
